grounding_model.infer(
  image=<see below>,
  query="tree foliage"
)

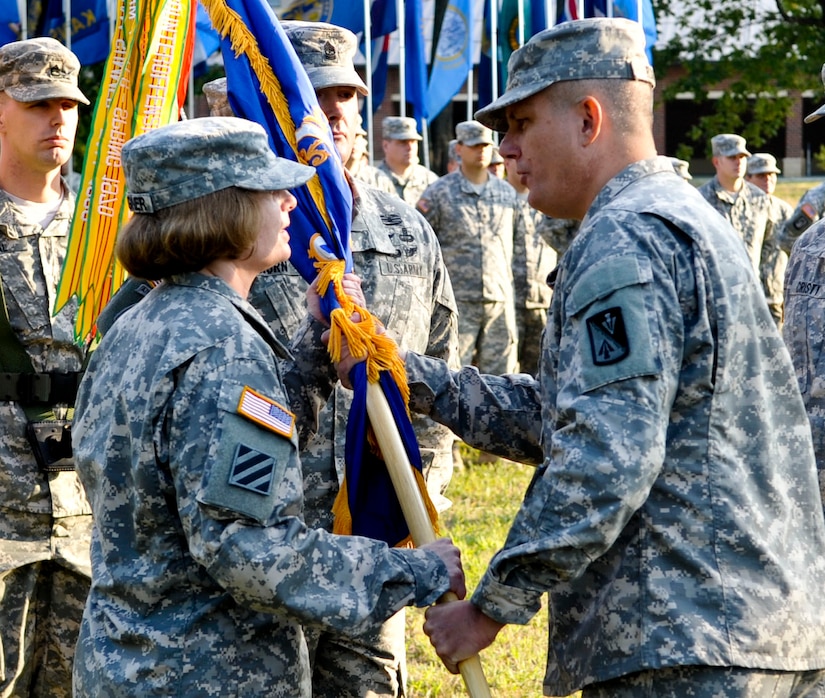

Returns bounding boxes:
[653,0,825,158]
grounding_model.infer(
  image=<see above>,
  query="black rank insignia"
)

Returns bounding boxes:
[586,306,630,366]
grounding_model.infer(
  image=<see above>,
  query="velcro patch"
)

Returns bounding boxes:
[237,387,295,438]
[228,444,276,495]
[586,306,629,365]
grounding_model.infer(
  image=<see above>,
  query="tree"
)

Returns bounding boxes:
[653,0,825,159]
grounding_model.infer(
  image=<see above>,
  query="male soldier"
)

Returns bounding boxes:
[339,18,825,697]
[698,133,774,275]
[746,152,793,327]
[0,38,92,697]
[784,69,825,472]
[418,120,520,375]
[247,21,460,698]
[504,154,557,376]
[377,115,437,205]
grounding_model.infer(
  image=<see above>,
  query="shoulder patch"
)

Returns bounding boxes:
[417,198,431,214]
[228,443,276,495]
[586,307,629,365]
[237,387,295,438]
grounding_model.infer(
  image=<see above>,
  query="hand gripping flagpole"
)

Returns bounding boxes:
[366,383,492,698]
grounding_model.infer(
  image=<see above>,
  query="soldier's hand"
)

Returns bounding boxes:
[420,537,466,600]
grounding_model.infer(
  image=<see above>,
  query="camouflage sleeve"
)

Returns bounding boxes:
[512,209,529,307]
[172,349,452,635]
[404,351,544,463]
[778,187,825,255]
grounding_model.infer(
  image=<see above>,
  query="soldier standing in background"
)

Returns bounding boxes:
[0,37,92,698]
[505,154,557,377]
[745,152,793,327]
[417,119,520,375]
[377,115,438,205]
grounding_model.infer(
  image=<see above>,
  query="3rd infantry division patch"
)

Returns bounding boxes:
[586,306,630,366]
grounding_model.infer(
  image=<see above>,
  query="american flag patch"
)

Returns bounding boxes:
[237,387,295,438]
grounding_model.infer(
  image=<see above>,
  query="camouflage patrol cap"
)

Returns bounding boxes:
[203,77,233,117]
[490,146,504,165]
[711,133,750,158]
[475,18,654,132]
[0,37,89,105]
[805,63,825,124]
[746,153,781,175]
[123,117,315,214]
[282,21,368,95]
[668,157,692,180]
[447,139,459,163]
[382,116,422,141]
[456,120,495,146]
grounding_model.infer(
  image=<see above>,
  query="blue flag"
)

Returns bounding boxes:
[405,0,428,127]
[202,0,436,547]
[0,3,20,46]
[281,0,368,35]
[194,1,221,76]
[42,0,110,65]
[426,0,473,119]
[586,0,657,62]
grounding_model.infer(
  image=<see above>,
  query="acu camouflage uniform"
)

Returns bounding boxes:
[248,180,459,697]
[350,161,397,196]
[418,170,520,373]
[404,157,825,696]
[535,214,579,258]
[511,194,557,377]
[73,273,452,697]
[760,194,793,326]
[377,161,438,206]
[0,186,91,698]
[779,181,825,254]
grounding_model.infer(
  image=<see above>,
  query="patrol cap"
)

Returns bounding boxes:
[475,18,654,132]
[490,146,504,165]
[668,157,692,180]
[123,117,315,214]
[747,153,781,175]
[447,138,459,162]
[383,116,422,141]
[456,120,495,146]
[203,77,233,117]
[282,21,368,95]
[0,37,89,105]
[805,63,825,124]
[711,133,750,158]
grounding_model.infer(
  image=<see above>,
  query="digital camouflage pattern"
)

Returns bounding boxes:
[404,158,825,696]
[512,195,557,376]
[783,218,825,477]
[0,36,89,104]
[72,273,451,697]
[779,181,825,254]
[123,118,314,214]
[698,176,774,276]
[710,133,750,157]
[454,120,494,146]
[475,18,655,132]
[376,160,438,206]
[747,152,781,175]
[248,182,459,697]
[281,21,368,94]
[417,170,520,373]
[0,184,91,698]
[535,214,580,258]
[382,116,421,141]
[760,194,793,327]
[352,161,398,196]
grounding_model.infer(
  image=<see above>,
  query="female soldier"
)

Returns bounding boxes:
[71,117,463,697]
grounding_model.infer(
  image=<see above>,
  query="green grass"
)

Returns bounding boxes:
[405,445,578,698]
[774,180,820,207]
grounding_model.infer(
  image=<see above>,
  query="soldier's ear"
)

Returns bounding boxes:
[577,95,603,147]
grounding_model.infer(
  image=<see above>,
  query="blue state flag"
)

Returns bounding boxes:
[427,0,473,120]
[203,0,436,547]
[280,0,367,35]
[405,0,428,126]
[42,0,110,64]
[0,4,20,46]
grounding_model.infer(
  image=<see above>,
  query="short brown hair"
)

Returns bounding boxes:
[116,187,269,280]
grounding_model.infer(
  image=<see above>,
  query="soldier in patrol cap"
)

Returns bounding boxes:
[745,152,793,327]
[377,115,438,204]
[335,17,825,697]
[699,133,780,322]
[0,36,92,698]
[246,20,461,698]
[488,145,505,179]
[71,117,464,697]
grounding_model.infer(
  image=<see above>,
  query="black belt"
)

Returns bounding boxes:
[0,372,83,405]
